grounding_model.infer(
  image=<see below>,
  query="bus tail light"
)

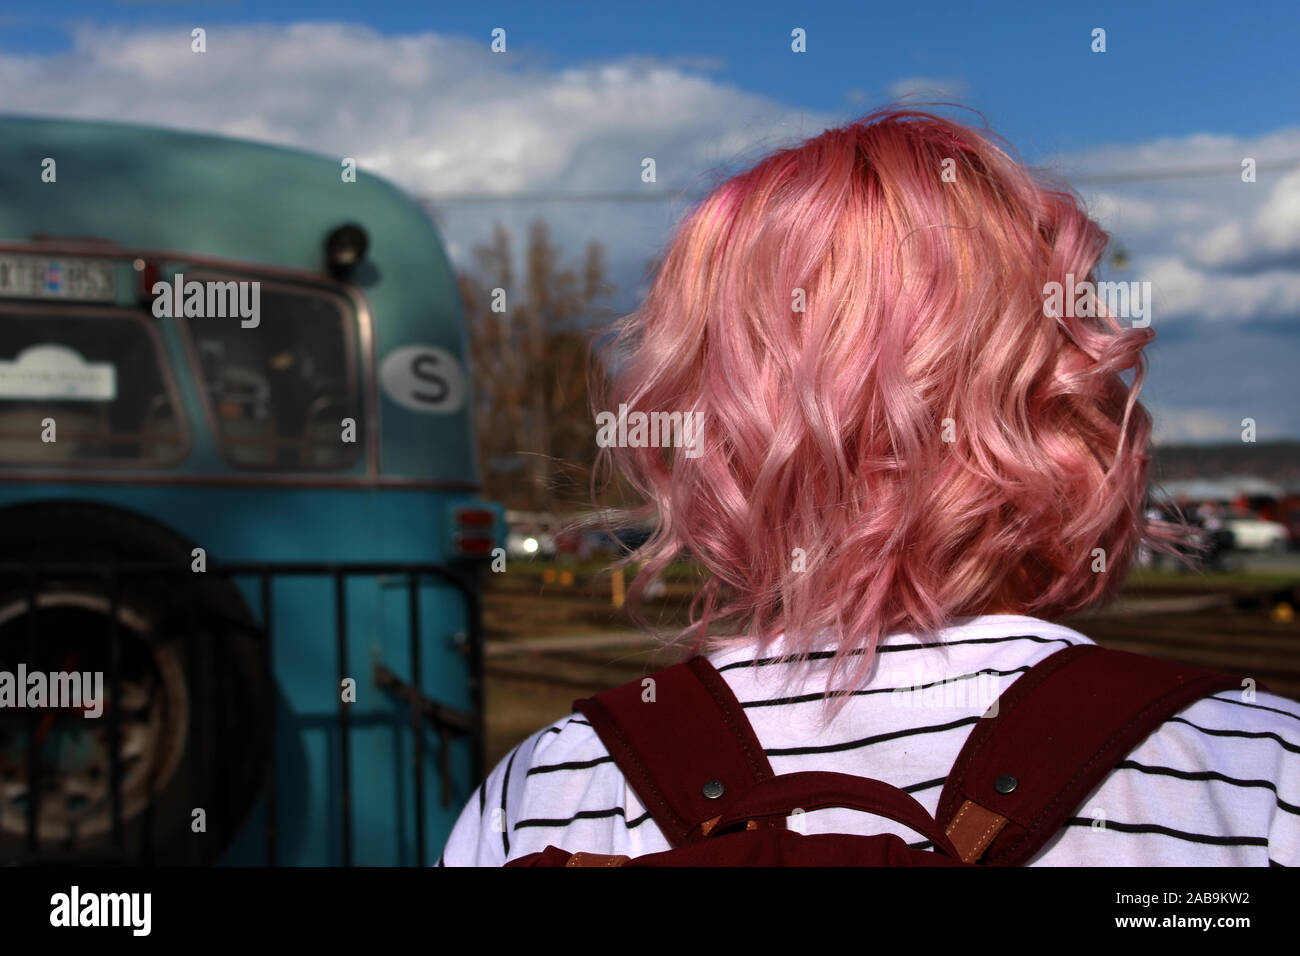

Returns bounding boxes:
[449,504,501,559]
[452,533,495,557]
[455,508,495,528]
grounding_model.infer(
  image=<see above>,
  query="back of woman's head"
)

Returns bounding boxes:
[594,107,1178,701]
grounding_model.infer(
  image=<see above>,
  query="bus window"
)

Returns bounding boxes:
[183,284,363,470]
[0,308,185,464]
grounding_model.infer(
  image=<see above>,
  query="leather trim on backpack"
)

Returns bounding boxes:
[944,799,1008,864]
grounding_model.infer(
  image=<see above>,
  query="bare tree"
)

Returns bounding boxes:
[459,220,614,511]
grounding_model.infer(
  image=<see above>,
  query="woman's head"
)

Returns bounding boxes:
[595,107,1178,695]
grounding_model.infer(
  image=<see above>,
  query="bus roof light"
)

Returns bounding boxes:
[325,223,368,277]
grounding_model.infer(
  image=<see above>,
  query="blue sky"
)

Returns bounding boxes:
[5,1,1297,156]
[0,1,1297,441]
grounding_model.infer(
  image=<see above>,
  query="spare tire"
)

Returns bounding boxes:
[0,500,271,864]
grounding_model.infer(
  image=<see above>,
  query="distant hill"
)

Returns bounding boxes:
[1152,442,1300,483]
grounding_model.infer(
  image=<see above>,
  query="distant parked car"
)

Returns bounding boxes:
[1222,512,1289,551]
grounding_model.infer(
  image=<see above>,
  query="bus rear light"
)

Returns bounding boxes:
[452,533,495,557]
[455,508,495,528]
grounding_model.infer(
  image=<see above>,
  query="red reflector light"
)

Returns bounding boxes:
[456,508,496,528]
[137,258,161,301]
[454,533,495,557]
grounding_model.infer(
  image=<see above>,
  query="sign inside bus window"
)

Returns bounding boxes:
[379,345,465,414]
[0,255,117,302]
[0,344,117,400]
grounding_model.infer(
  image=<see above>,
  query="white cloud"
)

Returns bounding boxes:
[1087,190,1163,230]
[886,76,970,101]
[0,22,816,198]
[1185,168,1300,271]
[1151,410,1243,444]
[1062,128,1300,324]
[1142,255,1300,324]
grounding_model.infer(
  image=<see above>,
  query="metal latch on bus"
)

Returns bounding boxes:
[372,663,475,806]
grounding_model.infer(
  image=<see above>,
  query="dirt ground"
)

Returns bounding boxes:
[482,565,1300,768]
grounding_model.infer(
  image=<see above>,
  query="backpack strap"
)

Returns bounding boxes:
[574,656,786,845]
[704,770,962,858]
[937,643,1249,866]
[575,657,975,856]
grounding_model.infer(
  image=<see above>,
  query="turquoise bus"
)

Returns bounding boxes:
[0,115,502,865]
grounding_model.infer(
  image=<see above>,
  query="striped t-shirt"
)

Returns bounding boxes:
[439,614,1300,866]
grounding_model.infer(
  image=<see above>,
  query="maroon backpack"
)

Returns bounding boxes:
[506,643,1246,866]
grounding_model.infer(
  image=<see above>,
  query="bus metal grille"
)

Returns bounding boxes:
[0,561,484,867]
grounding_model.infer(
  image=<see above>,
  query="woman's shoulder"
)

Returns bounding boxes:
[525,712,612,767]
[1166,688,1300,747]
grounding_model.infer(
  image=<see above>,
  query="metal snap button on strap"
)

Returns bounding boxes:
[994,774,1018,794]
[702,780,725,799]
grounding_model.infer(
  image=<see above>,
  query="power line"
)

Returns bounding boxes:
[421,189,692,205]
[423,188,691,205]
[419,157,1300,204]
[1069,157,1299,184]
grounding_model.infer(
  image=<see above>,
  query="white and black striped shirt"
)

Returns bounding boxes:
[439,615,1300,866]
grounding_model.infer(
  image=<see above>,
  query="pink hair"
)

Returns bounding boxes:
[593,108,1184,708]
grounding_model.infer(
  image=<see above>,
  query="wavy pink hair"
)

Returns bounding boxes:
[593,108,1184,706]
